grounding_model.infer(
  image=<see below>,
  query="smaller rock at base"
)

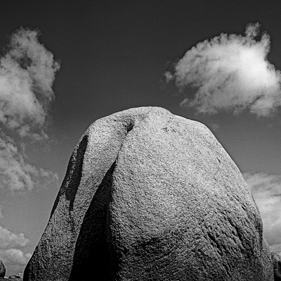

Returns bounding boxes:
[0,260,5,278]
[271,252,281,281]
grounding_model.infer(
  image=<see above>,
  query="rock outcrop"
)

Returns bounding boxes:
[24,107,274,280]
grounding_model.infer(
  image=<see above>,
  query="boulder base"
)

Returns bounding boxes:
[24,107,274,280]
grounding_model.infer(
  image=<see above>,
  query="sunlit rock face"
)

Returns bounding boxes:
[23,107,273,281]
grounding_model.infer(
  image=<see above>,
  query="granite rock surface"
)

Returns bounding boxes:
[23,107,274,281]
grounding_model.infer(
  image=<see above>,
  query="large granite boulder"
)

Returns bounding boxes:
[24,107,273,280]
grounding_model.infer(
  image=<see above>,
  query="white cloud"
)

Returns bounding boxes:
[0,27,60,138]
[0,206,4,219]
[0,248,31,277]
[0,28,60,192]
[270,243,281,254]
[0,135,59,192]
[0,27,60,192]
[165,23,281,116]
[0,225,31,275]
[0,226,29,249]
[0,27,59,275]
[243,172,281,246]
[0,249,31,266]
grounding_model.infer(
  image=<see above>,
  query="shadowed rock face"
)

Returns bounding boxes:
[23,107,274,281]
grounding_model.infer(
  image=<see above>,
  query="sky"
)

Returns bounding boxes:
[0,0,280,276]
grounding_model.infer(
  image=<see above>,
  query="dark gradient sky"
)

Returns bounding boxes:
[0,0,281,276]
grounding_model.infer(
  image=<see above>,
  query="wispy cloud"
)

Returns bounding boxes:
[0,27,60,138]
[165,23,281,116]
[244,172,281,246]
[0,135,58,193]
[0,27,60,193]
[0,27,59,275]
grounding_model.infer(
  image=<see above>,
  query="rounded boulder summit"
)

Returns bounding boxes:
[24,107,274,281]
